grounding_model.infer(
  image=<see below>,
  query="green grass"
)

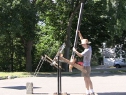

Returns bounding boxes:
[0,71,80,78]
[0,72,32,77]
[0,68,125,79]
[109,70,126,73]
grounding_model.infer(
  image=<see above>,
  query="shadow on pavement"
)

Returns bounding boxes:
[1,86,40,90]
[97,92,126,95]
[60,92,126,95]
[22,92,126,95]
[32,93,49,95]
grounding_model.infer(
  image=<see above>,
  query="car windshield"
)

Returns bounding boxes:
[122,59,125,62]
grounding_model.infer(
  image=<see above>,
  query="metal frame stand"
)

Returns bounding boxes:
[54,56,68,95]
[57,55,62,95]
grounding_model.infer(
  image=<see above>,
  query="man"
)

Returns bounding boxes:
[72,31,95,95]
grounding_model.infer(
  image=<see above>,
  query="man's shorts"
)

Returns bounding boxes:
[81,66,91,77]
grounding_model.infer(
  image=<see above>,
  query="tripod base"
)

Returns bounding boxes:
[53,92,69,95]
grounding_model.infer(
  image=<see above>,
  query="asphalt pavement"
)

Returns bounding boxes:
[0,72,126,95]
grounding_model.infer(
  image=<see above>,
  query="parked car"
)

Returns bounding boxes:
[114,58,126,68]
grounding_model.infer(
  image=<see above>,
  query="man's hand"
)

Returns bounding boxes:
[73,47,76,52]
[78,30,80,33]
[78,30,81,35]
[73,47,82,57]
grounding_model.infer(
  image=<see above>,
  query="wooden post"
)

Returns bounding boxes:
[26,82,33,94]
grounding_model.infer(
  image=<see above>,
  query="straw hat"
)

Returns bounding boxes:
[81,39,91,45]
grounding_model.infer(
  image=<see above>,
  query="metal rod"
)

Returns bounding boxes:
[59,61,62,93]
[71,3,84,58]
[57,55,60,95]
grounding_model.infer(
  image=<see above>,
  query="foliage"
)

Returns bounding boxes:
[0,0,126,72]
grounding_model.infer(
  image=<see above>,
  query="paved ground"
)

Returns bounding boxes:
[0,72,126,95]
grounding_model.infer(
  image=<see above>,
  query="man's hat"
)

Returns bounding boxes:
[81,39,91,45]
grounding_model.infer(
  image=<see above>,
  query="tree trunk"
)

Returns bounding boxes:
[63,2,83,71]
[10,38,14,72]
[63,0,87,71]
[10,53,13,72]
[26,40,33,72]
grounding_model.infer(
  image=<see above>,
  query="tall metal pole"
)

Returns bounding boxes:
[59,62,61,93]
[57,55,60,95]
[57,55,62,95]
[71,3,84,58]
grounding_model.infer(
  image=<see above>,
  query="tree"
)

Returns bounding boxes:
[0,0,56,72]
[0,0,126,72]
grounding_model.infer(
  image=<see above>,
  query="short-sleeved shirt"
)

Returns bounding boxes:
[81,46,92,66]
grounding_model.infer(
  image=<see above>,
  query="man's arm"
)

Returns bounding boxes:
[78,30,83,40]
[73,47,83,57]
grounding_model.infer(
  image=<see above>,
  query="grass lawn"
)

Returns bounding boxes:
[0,67,126,79]
[0,72,33,79]
[0,71,80,79]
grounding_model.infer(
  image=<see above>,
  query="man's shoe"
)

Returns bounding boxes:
[90,93,95,95]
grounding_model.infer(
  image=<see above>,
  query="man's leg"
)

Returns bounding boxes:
[88,77,93,89]
[84,76,94,95]
[84,77,90,90]
[88,77,94,94]
[83,66,94,95]
[59,55,86,73]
